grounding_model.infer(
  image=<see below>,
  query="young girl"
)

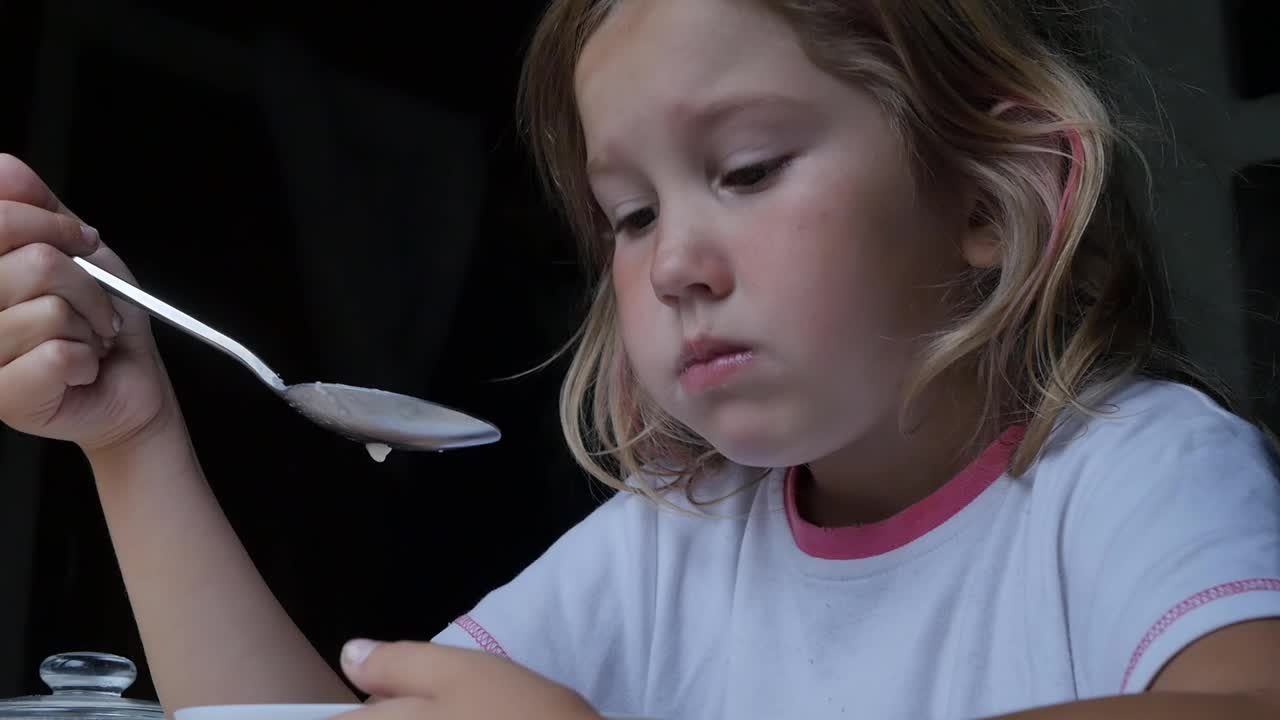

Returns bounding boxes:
[0,0,1276,719]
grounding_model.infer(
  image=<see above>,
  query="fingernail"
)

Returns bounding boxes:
[112,313,123,334]
[342,639,379,668]
[80,224,100,250]
[102,335,116,352]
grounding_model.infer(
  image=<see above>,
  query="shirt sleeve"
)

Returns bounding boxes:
[1061,389,1280,696]
[430,489,658,714]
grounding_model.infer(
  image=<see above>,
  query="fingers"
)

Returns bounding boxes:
[0,242,120,339]
[3,338,100,390]
[0,155,120,343]
[0,339,99,425]
[336,640,599,720]
[0,153,73,215]
[0,295,107,367]
[340,640,453,700]
[0,200,98,258]
[340,639,524,700]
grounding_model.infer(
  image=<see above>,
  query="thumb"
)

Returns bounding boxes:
[339,639,388,697]
[340,639,463,699]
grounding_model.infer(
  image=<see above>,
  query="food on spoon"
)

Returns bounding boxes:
[365,443,392,463]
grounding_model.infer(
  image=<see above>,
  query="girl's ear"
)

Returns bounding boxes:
[962,215,1003,270]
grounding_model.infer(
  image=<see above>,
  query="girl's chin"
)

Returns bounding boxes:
[691,417,818,470]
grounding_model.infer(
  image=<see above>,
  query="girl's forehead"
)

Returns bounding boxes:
[574,0,816,144]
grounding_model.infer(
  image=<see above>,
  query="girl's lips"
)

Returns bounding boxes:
[679,349,755,391]
[678,337,752,370]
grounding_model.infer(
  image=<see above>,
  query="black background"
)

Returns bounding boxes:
[0,0,1276,706]
[0,0,605,700]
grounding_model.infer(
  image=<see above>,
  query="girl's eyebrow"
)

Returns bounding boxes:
[587,92,811,178]
[680,91,812,130]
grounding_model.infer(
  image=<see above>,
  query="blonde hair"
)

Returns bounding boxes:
[517,0,1243,502]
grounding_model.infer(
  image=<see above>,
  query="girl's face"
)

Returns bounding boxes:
[577,0,989,469]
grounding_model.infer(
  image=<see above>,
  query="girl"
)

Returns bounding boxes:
[0,0,1276,719]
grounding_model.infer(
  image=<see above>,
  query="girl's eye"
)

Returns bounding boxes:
[613,206,658,237]
[721,156,792,190]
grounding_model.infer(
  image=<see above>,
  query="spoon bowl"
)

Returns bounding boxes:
[281,382,500,451]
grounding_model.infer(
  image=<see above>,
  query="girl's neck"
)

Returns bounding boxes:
[797,377,1000,528]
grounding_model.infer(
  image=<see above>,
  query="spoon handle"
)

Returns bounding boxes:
[73,256,286,392]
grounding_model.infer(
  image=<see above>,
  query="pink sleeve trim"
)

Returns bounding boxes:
[1119,578,1280,691]
[452,614,511,658]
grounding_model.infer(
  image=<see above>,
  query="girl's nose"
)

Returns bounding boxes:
[649,212,734,305]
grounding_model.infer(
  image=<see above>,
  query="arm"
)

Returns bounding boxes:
[0,153,353,711]
[89,413,357,709]
[991,619,1280,719]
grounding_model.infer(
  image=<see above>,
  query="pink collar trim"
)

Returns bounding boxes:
[784,426,1026,560]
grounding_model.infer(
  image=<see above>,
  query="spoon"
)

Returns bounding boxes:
[72,257,501,457]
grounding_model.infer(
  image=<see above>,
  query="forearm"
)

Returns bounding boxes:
[990,691,1280,720]
[88,414,356,710]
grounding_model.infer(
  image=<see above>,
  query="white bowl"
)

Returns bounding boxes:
[175,705,362,720]
[174,703,656,720]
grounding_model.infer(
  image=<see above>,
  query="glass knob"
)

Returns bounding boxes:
[39,652,137,696]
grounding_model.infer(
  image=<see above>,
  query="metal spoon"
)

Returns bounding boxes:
[72,257,501,455]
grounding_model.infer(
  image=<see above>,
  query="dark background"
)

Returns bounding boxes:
[0,0,604,700]
[0,0,1276,706]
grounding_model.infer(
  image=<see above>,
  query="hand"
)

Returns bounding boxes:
[0,154,177,456]
[337,639,603,720]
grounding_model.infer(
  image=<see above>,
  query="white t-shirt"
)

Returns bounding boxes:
[432,379,1280,720]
